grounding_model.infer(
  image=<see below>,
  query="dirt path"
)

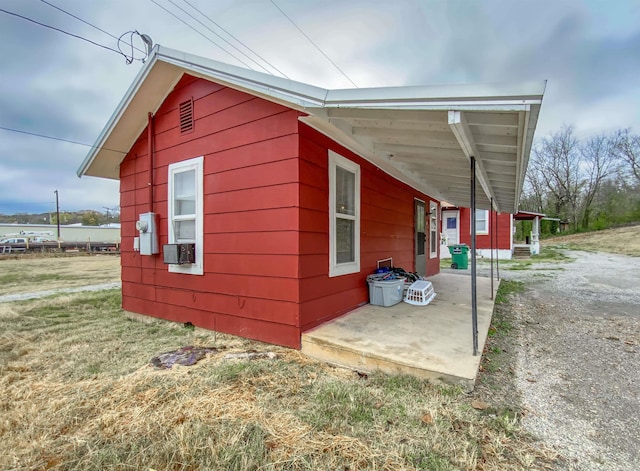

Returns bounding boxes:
[500,251,640,470]
[0,282,121,303]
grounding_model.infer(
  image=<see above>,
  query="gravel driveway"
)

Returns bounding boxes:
[478,250,640,470]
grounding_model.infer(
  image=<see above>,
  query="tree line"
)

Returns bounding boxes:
[520,126,640,234]
[0,209,120,226]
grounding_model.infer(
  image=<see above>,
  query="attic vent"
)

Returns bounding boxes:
[179,99,194,134]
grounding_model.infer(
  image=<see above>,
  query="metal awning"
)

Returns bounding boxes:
[78,45,545,214]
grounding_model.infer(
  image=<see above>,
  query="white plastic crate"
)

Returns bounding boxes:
[403,280,436,306]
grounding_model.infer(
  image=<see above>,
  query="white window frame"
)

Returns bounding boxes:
[429,201,438,258]
[328,150,360,277]
[473,209,489,235]
[167,156,204,275]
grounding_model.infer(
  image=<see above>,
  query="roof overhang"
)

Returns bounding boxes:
[514,210,546,220]
[78,45,545,213]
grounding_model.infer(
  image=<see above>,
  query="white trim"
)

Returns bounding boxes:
[476,248,512,260]
[167,156,204,275]
[509,214,514,252]
[429,201,438,259]
[474,209,489,235]
[328,151,360,277]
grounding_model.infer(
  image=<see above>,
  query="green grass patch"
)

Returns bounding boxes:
[532,245,572,261]
[482,281,524,374]
[495,280,525,305]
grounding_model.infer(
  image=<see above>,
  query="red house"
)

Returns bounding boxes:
[78,46,544,348]
[441,206,514,259]
[440,207,546,260]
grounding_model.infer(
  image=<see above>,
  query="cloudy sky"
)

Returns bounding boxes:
[1,0,639,215]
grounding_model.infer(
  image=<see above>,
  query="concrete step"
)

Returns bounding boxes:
[512,247,531,258]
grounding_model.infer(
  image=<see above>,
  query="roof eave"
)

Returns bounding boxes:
[77,46,165,179]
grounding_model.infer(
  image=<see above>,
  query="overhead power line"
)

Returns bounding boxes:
[269,0,357,88]
[38,0,146,56]
[0,125,127,154]
[180,0,290,79]
[166,0,272,75]
[148,0,254,70]
[0,7,130,59]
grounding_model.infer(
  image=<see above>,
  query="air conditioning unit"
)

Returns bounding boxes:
[163,243,196,265]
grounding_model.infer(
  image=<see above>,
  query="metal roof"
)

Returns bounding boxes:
[514,210,546,220]
[78,45,545,213]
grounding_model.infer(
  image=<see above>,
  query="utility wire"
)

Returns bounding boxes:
[0,7,128,59]
[166,0,272,75]
[269,0,357,88]
[180,0,290,79]
[148,0,254,70]
[38,0,146,55]
[0,125,127,154]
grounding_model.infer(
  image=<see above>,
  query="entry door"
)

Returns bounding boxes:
[443,210,459,246]
[415,200,426,276]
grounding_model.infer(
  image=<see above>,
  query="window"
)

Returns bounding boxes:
[474,209,489,235]
[329,151,360,277]
[429,201,438,258]
[168,156,204,275]
[447,217,457,229]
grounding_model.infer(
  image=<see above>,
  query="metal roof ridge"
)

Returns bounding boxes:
[155,46,545,110]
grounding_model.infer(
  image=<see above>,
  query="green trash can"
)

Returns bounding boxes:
[448,244,469,269]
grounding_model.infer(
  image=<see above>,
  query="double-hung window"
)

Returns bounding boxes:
[167,156,204,275]
[474,209,489,235]
[329,151,360,277]
[429,201,438,258]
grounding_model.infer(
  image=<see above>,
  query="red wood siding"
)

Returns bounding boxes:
[457,208,511,249]
[119,74,444,349]
[297,123,440,331]
[119,74,302,348]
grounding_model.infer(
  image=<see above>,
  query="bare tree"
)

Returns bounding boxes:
[529,126,582,229]
[579,134,617,228]
[523,167,545,212]
[615,129,640,183]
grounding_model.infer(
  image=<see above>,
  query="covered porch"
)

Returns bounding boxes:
[514,210,545,256]
[301,272,498,391]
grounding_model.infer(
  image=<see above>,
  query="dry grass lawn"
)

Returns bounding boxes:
[0,285,554,470]
[544,224,640,256]
[0,254,120,296]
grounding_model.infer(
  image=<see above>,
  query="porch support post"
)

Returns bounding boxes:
[490,198,494,300]
[471,157,479,356]
[495,204,500,280]
[532,216,540,255]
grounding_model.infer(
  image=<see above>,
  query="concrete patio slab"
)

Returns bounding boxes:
[301,272,498,390]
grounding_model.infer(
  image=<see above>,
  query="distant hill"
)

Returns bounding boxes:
[0,210,120,227]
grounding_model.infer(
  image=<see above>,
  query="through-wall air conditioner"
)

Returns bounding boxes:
[162,243,196,265]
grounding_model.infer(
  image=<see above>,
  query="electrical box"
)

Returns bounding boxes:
[136,212,159,255]
[133,237,140,252]
[163,243,196,265]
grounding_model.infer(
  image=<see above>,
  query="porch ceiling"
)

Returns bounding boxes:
[78,45,545,214]
[301,103,542,213]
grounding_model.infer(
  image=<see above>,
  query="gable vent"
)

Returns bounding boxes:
[179,99,194,134]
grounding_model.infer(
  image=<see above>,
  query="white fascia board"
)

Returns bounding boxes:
[156,46,328,109]
[77,47,164,178]
[324,80,546,108]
